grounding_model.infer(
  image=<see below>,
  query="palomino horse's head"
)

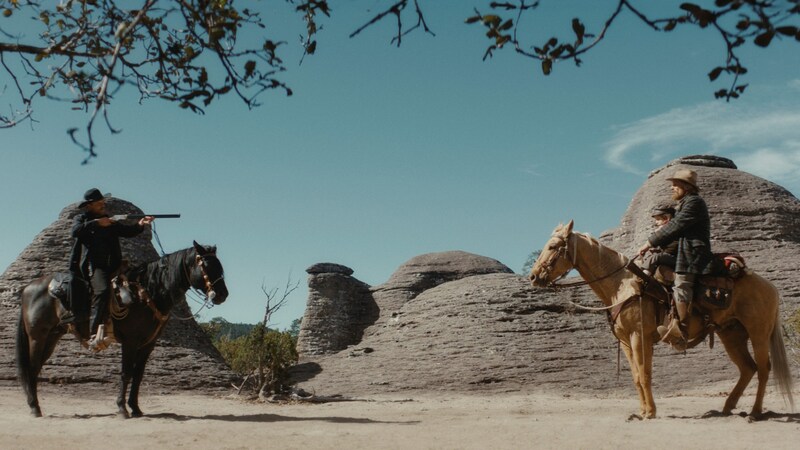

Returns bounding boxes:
[190,241,228,305]
[529,220,575,287]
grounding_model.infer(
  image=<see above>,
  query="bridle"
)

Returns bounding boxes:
[536,232,630,289]
[534,233,575,286]
[194,252,224,302]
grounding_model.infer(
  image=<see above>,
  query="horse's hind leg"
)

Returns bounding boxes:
[717,324,756,415]
[748,338,772,419]
[18,304,65,417]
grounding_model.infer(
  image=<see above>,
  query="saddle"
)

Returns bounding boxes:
[48,272,90,316]
[632,252,746,311]
[630,252,748,350]
[696,252,747,310]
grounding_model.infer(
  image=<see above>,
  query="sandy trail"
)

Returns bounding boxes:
[1,386,798,449]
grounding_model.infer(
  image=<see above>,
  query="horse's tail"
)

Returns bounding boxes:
[16,309,33,391]
[770,313,795,412]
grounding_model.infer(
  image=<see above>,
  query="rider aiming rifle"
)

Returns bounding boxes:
[69,188,177,351]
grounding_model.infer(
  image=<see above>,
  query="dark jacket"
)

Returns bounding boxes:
[647,193,714,275]
[69,212,144,279]
[661,238,679,257]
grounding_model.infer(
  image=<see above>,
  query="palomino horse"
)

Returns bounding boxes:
[17,241,228,418]
[529,221,794,420]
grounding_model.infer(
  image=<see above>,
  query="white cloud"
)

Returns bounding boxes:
[603,100,800,192]
[732,143,800,182]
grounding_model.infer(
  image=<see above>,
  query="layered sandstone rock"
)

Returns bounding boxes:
[297,263,376,355]
[292,156,800,397]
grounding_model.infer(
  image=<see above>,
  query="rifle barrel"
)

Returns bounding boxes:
[128,214,181,219]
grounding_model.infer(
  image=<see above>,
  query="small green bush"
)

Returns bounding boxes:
[215,323,299,396]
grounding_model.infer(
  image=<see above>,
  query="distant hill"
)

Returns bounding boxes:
[201,318,257,341]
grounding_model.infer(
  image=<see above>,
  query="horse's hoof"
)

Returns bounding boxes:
[746,413,764,423]
[626,414,643,422]
[117,409,130,419]
[131,409,143,418]
[30,408,42,418]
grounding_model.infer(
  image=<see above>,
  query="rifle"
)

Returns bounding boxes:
[110,214,181,221]
[88,214,181,223]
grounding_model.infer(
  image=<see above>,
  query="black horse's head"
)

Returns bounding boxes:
[190,241,228,305]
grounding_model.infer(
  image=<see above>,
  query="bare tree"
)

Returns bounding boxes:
[261,273,300,327]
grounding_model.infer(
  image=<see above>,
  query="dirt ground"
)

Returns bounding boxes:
[1,385,799,449]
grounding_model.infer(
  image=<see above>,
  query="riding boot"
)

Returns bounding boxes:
[658,301,688,346]
[74,315,91,347]
[89,301,106,338]
[88,298,109,347]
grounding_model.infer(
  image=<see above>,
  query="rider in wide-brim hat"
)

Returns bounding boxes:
[666,169,699,191]
[78,188,106,208]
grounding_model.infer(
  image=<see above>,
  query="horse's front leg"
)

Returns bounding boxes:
[117,346,135,418]
[127,345,155,418]
[630,331,656,419]
[618,339,647,419]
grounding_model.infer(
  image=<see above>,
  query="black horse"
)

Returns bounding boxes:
[16,241,228,418]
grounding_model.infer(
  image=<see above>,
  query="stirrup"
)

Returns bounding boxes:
[88,325,113,353]
[658,321,684,341]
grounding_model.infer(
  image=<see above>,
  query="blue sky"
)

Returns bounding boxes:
[2,2,799,329]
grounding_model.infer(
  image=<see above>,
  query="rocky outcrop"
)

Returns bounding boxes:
[297,263,376,355]
[298,252,514,356]
[603,155,800,304]
[0,198,234,392]
[292,156,800,397]
[371,251,514,314]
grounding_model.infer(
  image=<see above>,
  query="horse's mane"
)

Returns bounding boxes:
[573,231,628,267]
[127,247,195,305]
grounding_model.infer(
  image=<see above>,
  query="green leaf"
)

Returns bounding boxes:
[753,31,774,48]
[571,18,585,40]
[708,67,723,81]
[680,3,714,27]
[465,15,481,24]
[541,59,552,75]
[482,15,501,27]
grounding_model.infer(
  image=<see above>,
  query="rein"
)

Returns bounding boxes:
[546,233,634,290]
[172,252,220,321]
[151,227,217,320]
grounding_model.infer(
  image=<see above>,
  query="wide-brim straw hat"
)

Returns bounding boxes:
[666,169,698,190]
